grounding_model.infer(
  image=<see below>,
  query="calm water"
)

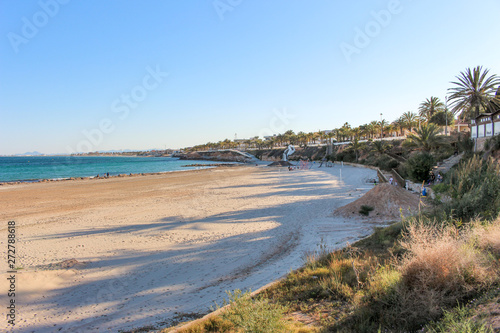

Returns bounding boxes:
[0,156,224,182]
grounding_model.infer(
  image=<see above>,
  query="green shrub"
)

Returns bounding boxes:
[432,183,450,194]
[457,136,474,156]
[218,290,287,333]
[444,156,500,221]
[373,155,399,171]
[359,205,374,216]
[425,305,493,333]
[405,152,435,182]
[484,134,500,151]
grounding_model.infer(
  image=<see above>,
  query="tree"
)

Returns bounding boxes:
[448,66,500,120]
[429,110,454,126]
[378,119,389,138]
[403,123,446,151]
[349,130,363,162]
[405,151,435,183]
[392,118,405,136]
[371,140,391,155]
[419,96,444,121]
[401,111,418,134]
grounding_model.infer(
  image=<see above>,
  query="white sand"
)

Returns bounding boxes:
[0,165,378,332]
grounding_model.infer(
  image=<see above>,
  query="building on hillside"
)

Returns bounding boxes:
[470,87,500,151]
[453,119,470,134]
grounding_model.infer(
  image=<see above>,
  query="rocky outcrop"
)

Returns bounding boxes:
[250,146,326,161]
[176,151,251,163]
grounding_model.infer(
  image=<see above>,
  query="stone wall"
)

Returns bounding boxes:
[475,137,488,152]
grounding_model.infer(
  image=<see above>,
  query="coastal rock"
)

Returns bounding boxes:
[178,151,251,163]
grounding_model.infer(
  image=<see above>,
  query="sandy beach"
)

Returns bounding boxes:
[0,165,379,332]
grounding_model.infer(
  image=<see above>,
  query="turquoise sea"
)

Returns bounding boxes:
[0,156,224,182]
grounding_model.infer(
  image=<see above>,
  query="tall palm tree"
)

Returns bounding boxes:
[378,119,389,138]
[403,123,446,152]
[368,121,379,139]
[448,66,500,120]
[401,111,418,134]
[419,96,444,121]
[349,129,363,162]
[327,131,336,144]
[392,118,405,136]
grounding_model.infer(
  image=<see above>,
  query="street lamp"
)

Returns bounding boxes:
[380,113,383,139]
[445,97,448,136]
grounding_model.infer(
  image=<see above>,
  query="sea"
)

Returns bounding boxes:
[0,156,225,182]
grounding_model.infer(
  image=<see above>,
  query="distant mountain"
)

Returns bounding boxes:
[16,151,43,156]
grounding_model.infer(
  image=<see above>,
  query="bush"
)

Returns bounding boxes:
[457,136,475,156]
[395,220,498,328]
[431,183,450,194]
[405,151,435,182]
[373,155,399,171]
[425,305,493,333]
[484,134,500,151]
[359,205,374,216]
[444,156,500,221]
[336,150,356,163]
[218,290,287,333]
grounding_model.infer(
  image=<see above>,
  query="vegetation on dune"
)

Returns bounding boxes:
[438,155,500,221]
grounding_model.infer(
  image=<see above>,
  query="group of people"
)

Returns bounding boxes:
[428,171,443,184]
[388,176,399,187]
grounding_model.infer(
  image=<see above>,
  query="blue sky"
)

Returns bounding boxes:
[1,0,499,155]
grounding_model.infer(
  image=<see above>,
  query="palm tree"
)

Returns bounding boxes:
[371,140,391,155]
[401,111,418,134]
[403,123,446,152]
[368,121,379,139]
[378,119,389,138]
[327,131,336,144]
[349,129,363,162]
[392,118,405,136]
[448,66,500,120]
[419,96,444,121]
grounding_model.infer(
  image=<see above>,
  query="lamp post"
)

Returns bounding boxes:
[445,97,448,136]
[380,113,383,139]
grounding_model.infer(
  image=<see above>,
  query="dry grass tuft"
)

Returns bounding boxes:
[396,221,499,325]
[473,218,500,258]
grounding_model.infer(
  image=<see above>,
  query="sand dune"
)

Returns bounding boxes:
[0,165,378,332]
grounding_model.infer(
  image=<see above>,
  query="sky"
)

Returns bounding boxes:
[0,0,499,155]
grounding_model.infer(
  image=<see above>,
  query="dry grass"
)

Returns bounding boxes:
[472,219,500,258]
[167,219,500,333]
[395,220,499,327]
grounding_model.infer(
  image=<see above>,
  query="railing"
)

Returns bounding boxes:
[391,168,406,188]
[377,168,388,183]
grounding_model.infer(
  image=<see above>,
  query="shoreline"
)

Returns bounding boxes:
[0,163,244,186]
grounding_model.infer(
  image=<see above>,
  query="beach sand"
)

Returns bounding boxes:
[0,165,379,332]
